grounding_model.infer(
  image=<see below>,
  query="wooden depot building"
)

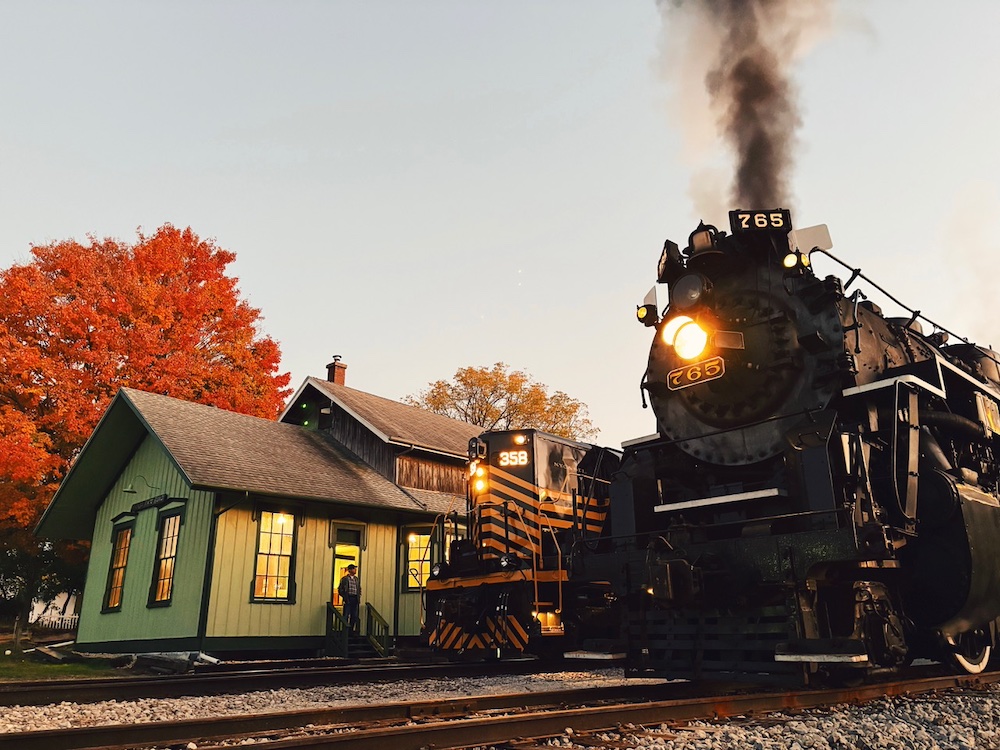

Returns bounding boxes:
[34,360,480,658]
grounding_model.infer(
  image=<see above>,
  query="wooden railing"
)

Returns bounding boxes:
[326,602,392,658]
[325,603,349,658]
[365,603,391,657]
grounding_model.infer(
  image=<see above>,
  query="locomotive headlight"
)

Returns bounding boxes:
[661,315,694,346]
[782,251,811,269]
[661,315,709,360]
[636,303,659,326]
[499,553,521,571]
[670,273,710,310]
[673,321,709,360]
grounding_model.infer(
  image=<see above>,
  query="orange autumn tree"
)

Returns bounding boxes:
[405,362,597,441]
[0,224,291,649]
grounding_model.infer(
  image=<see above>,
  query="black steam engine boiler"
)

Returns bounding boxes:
[614,209,1000,682]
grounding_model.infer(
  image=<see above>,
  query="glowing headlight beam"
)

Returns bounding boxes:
[674,321,709,360]
[661,315,693,346]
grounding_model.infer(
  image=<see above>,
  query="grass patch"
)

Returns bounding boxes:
[0,654,124,682]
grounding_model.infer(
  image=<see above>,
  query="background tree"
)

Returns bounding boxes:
[0,224,291,651]
[405,362,597,441]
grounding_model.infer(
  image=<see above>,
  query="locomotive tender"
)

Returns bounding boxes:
[616,208,1000,682]
[422,429,620,657]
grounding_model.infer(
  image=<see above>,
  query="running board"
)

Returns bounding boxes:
[775,639,869,664]
[563,650,626,661]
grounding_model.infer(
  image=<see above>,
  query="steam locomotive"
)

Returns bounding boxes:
[615,208,1000,682]
[422,429,620,657]
[421,208,1000,683]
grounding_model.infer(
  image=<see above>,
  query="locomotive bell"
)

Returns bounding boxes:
[687,223,720,255]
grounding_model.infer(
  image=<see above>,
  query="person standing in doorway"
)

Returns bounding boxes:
[338,564,361,633]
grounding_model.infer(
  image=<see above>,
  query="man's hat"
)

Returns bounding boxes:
[347,564,357,571]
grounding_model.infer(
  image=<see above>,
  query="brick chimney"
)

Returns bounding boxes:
[326,356,347,385]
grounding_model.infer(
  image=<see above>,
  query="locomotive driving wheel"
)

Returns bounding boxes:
[949,629,992,674]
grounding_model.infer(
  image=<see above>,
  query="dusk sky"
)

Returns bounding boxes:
[3,1,999,445]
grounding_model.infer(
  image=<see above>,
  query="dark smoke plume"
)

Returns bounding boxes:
[658,0,833,209]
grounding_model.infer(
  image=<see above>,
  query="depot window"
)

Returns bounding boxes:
[148,511,183,607]
[402,526,460,591]
[102,521,135,613]
[404,530,432,590]
[251,510,297,603]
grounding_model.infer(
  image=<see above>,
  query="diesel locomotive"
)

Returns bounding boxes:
[614,208,1000,682]
[422,429,620,657]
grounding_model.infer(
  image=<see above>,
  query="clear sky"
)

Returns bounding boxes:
[2,1,1000,446]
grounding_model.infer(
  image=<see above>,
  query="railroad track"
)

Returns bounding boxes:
[5,670,999,750]
[0,657,552,707]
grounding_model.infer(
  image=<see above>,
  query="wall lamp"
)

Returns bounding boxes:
[122,475,161,494]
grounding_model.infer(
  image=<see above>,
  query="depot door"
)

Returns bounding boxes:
[332,526,362,607]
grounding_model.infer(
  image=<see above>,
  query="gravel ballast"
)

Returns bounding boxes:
[3,667,999,749]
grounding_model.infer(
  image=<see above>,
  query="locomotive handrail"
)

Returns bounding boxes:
[539,517,564,620]
[811,248,994,364]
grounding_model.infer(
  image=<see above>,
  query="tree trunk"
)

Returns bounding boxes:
[12,595,32,655]
[11,554,41,655]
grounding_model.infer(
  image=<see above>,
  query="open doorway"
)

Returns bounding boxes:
[332,526,362,608]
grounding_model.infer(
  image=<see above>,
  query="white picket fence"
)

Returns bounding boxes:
[30,613,79,631]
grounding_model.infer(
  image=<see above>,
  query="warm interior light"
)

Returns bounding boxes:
[674,321,709,360]
[408,533,417,544]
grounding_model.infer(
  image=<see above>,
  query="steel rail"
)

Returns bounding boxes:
[6,670,1000,750]
[0,682,673,750]
[149,670,1000,750]
[0,658,551,707]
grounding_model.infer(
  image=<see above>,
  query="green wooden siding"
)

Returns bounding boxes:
[359,522,398,633]
[205,507,412,637]
[397,590,423,635]
[77,434,438,649]
[76,436,212,646]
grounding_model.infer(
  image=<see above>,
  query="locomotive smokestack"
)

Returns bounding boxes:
[657,0,834,208]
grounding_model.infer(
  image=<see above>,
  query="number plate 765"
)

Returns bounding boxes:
[667,356,725,391]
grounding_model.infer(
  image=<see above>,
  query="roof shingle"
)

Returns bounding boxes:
[123,388,423,509]
[305,378,481,456]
